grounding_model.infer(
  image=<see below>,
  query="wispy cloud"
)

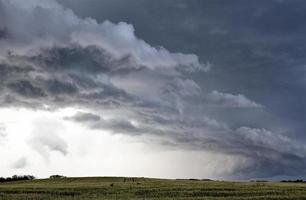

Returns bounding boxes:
[208,90,263,108]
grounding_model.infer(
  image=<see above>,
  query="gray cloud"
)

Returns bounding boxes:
[7,80,46,98]
[0,0,206,113]
[65,112,101,122]
[11,157,27,169]
[30,135,68,156]
[29,119,68,160]
[66,111,139,135]
[92,118,138,135]
[0,0,205,72]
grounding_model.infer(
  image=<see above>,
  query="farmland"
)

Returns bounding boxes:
[0,177,306,199]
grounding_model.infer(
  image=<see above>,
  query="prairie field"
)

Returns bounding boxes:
[0,177,306,200]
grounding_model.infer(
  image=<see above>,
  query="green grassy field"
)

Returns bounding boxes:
[0,177,306,200]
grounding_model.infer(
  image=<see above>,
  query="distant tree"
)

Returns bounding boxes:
[49,175,66,179]
[12,175,18,180]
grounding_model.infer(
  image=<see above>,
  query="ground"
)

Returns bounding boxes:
[0,177,306,199]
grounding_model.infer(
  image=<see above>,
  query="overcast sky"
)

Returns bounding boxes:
[0,0,306,180]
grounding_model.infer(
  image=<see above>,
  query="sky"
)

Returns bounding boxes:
[0,0,306,180]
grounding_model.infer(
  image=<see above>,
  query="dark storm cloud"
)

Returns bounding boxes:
[44,79,78,95]
[58,0,306,126]
[31,46,142,74]
[1,0,306,179]
[7,80,46,98]
[57,0,306,179]
[0,48,141,109]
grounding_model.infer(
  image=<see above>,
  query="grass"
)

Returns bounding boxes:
[0,177,306,199]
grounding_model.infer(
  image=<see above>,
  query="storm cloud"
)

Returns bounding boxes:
[0,0,305,180]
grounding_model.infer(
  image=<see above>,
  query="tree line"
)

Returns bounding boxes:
[0,175,35,183]
[281,179,305,183]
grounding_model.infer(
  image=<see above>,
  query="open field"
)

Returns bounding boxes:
[1,177,306,200]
